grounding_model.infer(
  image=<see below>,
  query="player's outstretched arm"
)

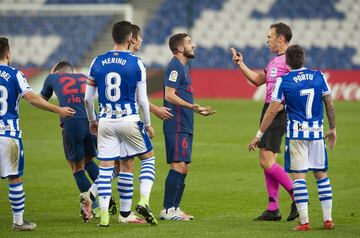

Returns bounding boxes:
[136,81,156,139]
[248,101,281,151]
[165,87,215,116]
[23,91,75,118]
[145,125,155,139]
[323,94,336,149]
[230,47,266,86]
[193,104,216,116]
[149,102,173,120]
[88,120,98,136]
[165,86,193,109]
[136,81,152,127]
[84,83,96,121]
[84,82,98,135]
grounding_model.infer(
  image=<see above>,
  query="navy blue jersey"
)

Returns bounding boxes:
[88,50,145,119]
[163,57,194,134]
[0,64,31,139]
[41,73,88,125]
[272,68,331,140]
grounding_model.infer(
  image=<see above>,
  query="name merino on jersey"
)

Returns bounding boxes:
[272,68,331,140]
[101,57,127,66]
[88,51,145,119]
[0,65,32,139]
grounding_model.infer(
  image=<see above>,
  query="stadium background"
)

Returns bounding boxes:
[1,0,360,237]
[1,0,359,100]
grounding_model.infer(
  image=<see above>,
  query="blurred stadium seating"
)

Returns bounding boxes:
[46,0,126,3]
[1,0,359,70]
[140,0,360,69]
[0,15,112,68]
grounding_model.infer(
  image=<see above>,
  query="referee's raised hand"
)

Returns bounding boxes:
[230,47,243,65]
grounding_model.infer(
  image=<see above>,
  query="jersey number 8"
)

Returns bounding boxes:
[105,72,121,102]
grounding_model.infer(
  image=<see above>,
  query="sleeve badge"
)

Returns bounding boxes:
[168,70,178,82]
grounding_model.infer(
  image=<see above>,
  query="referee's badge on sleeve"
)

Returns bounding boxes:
[168,70,178,82]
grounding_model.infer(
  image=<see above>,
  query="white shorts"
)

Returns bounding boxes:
[97,118,152,161]
[284,139,328,173]
[0,136,24,179]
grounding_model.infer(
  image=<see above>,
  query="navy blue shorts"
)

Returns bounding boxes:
[164,132,193,164]
[62,119,97,162]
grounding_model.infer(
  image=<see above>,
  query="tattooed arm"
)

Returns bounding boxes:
[323,94,336,149]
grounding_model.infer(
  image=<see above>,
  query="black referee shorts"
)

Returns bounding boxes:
[257,103,287,153]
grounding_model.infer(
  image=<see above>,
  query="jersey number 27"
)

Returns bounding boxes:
[60,76,87,96]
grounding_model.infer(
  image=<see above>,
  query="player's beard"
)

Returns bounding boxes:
[184,49,195,59]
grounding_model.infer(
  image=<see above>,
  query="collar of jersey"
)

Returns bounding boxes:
[110,50,130,53]
[291,67,307,72]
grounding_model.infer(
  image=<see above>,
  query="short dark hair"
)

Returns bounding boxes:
[0,37,10,60]
[52,61,73,73]
[270,22,292,43]
[131,24,141,39]
[286,45,305,69]
[169,33,188,54]
[112,21,132,44]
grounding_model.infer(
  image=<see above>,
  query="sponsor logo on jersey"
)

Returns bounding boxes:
[169,70,178,82]
[0,124,11,131]
[270,68,277,78]
[103,107,128,116]
[296,123,322,132]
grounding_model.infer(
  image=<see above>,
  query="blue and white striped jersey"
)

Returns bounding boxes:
[88,50,146,119]
[0,64,31,139]
[272,68,331,140]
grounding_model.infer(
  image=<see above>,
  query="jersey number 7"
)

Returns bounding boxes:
[300,88,314,119]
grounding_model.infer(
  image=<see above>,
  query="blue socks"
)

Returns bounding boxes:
[174,173,186,209]
[163,169,186,209]
[73,170,91,193]
[85,160,99,182]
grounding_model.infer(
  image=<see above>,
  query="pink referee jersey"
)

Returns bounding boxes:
[264,54,289,103]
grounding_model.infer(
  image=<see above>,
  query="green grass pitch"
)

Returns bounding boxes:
[1,99,359,238]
